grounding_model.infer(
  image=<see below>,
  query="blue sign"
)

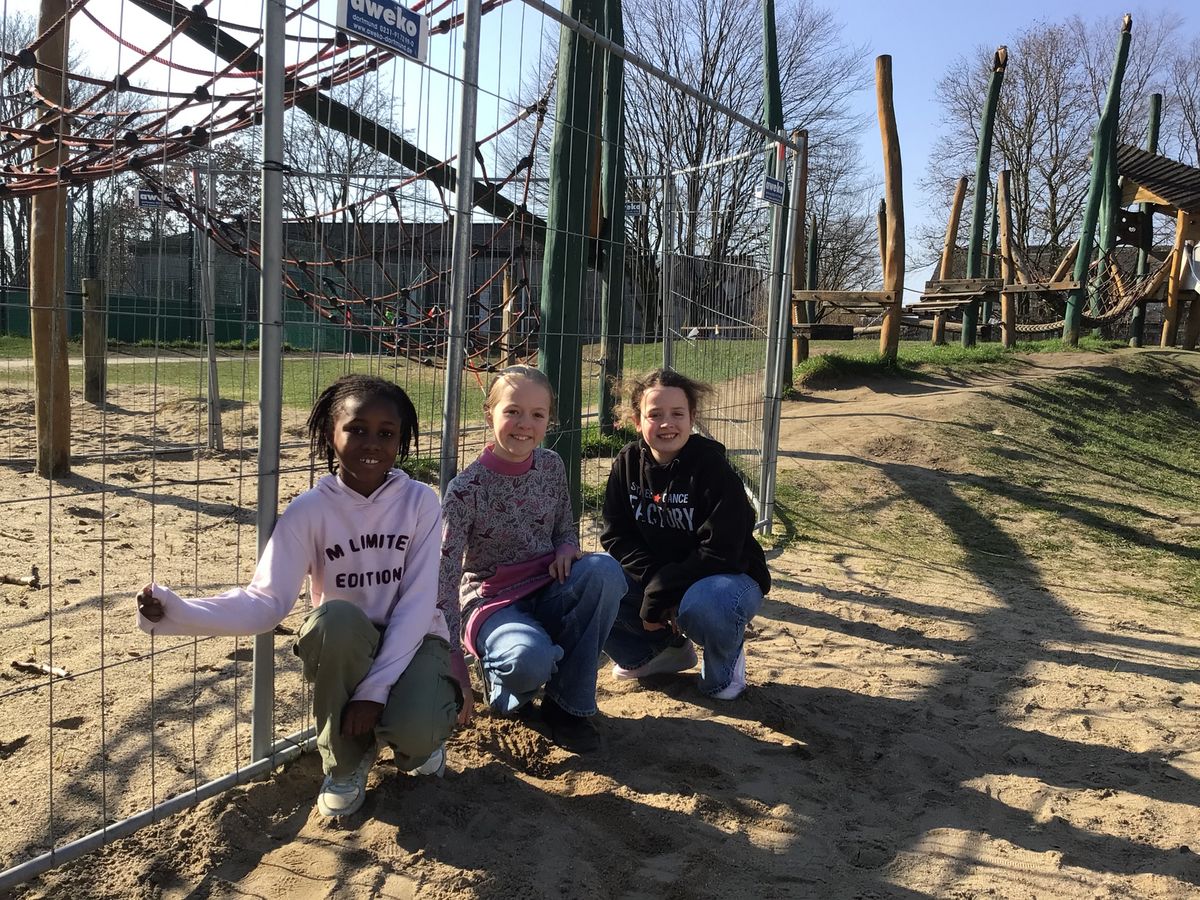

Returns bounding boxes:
[136,188,162,209]
[759,174,786,206]
[624,202,646,218]
[337,0,429,63]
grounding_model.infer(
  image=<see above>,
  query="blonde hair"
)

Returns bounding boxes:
[484,365,557,423]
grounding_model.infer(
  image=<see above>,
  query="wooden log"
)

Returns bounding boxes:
[1048,240,1080,284]
[501,264,517,366]
[1007,242,1034,285]
[931,313,946,345]
[793,323,855,340]
[925,278,1004,293]
[996,170,1017,348]
[793,290,895,305]
[939,176,968,281]
[875,56,905,360]
[82,278,107,404]
[1000,281,1081,293]
[1160,211,1190,346]
[30,0,71,478]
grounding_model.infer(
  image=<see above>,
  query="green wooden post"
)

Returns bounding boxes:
[962,47,1007,348]
[981,192,998,335]
[598,0,626,435]
[540,0,604,518]
[1129,92,1161,347]
[1065,15,1132,345]
[805,216,818,323]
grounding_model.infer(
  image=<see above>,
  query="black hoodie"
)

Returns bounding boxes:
[601,434,771,624]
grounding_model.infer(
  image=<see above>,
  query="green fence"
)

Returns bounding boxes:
[0,285,375,352]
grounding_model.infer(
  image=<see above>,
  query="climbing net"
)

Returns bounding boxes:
[1009,246,1171,334]
[2,0,550,369]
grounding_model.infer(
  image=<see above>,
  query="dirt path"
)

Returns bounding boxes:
[4,351,1199,898]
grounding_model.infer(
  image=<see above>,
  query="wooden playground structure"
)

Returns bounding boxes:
[792,16,1200,359]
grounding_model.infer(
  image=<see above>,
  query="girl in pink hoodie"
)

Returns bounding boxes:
[136,375,462,819]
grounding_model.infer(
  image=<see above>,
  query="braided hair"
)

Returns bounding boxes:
[306,375,419,475]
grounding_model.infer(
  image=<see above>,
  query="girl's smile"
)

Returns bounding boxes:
[329,396,403,496]
[637,386,694,465]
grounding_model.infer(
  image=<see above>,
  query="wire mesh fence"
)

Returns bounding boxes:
[0,0,797,887]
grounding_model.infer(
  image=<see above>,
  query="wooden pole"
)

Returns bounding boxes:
[980,192,999,337]
[1130,93,1161,347]
[805,215,818,324]
[996,170,1017,348]
[1066,15,1132,345]
[1160,211,1189,347]
[962,46,1007,348]
[540,0,603,517]
[30,0,71,477]
[1049,240,1080,284]
[500,263,516,365]
[597,0,626,434]
[933,177,967,345]
[82,278,106,404]
[939,177,968,280]
[789,130,810,367]
[875,56,905,361]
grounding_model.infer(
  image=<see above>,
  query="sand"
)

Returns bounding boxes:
[1,352,1198,899]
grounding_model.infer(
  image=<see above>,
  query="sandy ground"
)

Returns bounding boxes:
[1,351,1199,898]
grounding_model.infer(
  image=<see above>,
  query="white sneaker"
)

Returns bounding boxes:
[317,744,378,817]
[406,741,447,778]
[710,648,747,701]
[611,640,698,680]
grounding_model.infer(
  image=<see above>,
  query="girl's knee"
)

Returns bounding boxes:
[489,634,558,692]
[295,599,376,662]
[573,554,627,606]
[378,686,456,761]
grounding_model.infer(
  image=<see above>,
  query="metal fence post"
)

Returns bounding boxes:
[439,0,483,493]
[252,0,286,763]
[661,174,675,369]
[758,132,800,534]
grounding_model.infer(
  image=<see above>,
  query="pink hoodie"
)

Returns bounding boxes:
[138,469,447,705]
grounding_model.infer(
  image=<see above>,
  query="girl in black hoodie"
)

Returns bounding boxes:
[601,369,770,700]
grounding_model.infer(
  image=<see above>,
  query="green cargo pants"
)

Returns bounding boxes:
[293,599,460,776]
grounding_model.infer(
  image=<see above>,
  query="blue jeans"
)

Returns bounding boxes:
[605,572,764,696]
[475,553,625,717]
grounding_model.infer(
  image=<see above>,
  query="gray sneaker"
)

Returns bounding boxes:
[316,744,378,817]
[406,742,447,778]
[611,639,698,680]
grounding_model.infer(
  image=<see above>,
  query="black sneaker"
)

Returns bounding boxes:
[540,696,601,754]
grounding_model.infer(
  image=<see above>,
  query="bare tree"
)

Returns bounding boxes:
[921,13,1195,275]
[1168,37,1200,166]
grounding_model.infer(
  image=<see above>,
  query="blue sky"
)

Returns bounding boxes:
[832,0,1196,288]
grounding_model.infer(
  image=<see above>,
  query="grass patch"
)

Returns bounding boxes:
[777,351,1199,607]
[790,335,1128,390]
[401,455,440,485]
[580,424,638,458]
